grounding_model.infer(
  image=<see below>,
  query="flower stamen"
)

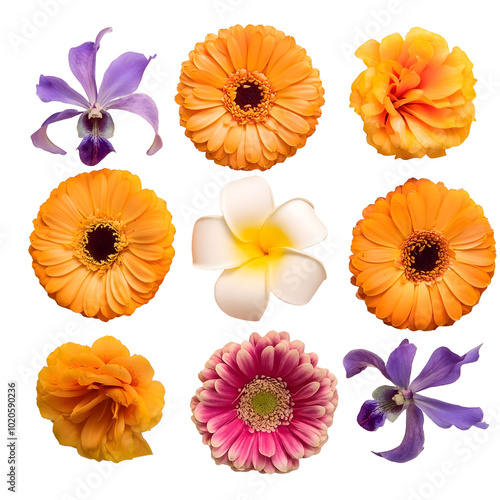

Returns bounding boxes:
[400,229,451,284]
[237,375,293,432]
[223,69,276,125]
[72,216,128,273]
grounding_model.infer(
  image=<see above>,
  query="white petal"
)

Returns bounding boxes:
[268,248,326,305]
[220,177,275,245]
[214,257,270,320]
[192,216,263,270]
[260,198,328,251]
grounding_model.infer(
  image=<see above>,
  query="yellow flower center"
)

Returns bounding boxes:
[401,229,451,283]
[236,375,293,432]
[72,215,128,273]
[223,69,276,124]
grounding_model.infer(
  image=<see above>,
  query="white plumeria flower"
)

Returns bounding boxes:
[192,176,328,320]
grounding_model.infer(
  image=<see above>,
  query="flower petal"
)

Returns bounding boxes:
[357,400,388,431]
[413,394,488,430]
[259,199,327,251]
[192,216,263,270]
[373,404,425,463]
[98,52,155,106]
[69,27,112,104]
[31,109,82,155]
[36,75,89,108]
[214,257,269,320]
[386,339,416,389]
[343,348,390,380]
[220,176,275,245]
[410,345,482,392]
[268,248,326,305]
[105,93,163,155]
[77,135,115,167]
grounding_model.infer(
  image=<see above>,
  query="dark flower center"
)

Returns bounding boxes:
[84,225,119,263]
[234,81,264,109]
[401,229,451,283]
[223,69,276,125]
[409,242,440,272]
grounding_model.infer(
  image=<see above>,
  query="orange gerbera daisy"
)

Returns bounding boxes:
[350,179,495,331]
[29,169,175,321]
[175,24,324,171]
[37,336,165,462]
[350,27,476,159]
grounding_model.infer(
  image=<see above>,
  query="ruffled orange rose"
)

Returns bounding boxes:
[37,336,165,462]
[350,27,476,159]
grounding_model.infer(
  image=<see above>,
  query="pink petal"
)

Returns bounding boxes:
[214,379,238,399]
[260,345,275,376]
[293,381,321,401]
[276,349,300,378]
[211,417,244,452]
[258,431,276,457]
[277,426,305,459]
[207,410,238,433]
[236,348,257,381]
[215,363,246,388]
[286,363,314,387]
[271,436,292,473]
[289,420,321,448]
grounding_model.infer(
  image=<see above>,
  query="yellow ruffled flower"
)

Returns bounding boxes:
[350,27,476,159]
[37,336,165,462]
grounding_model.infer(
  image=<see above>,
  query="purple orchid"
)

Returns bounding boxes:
[31,27,162,166]
[343,340,488,463]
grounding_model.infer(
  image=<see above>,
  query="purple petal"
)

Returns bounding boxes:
[36,75,89,108]
[343,348,390,380]
[97,53,155,107]
[413,394,488,430]
[77,135,115,166]
[410,345,482,393]
[373,404,425,463]
[31,109,82,155]
[68,27,112,104]
[106,93,163,155]
[386,339,416,389]
[357,400,388,431]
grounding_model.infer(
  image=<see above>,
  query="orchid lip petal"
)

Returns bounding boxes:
[386,339,417,389]
[373,403,425,463]
[31,109,82,155]
[77,135,115,166]
[36,75,89,108]
[68,27,112,104]
[267,247,326,305]
[343,348,390,380]
[192,216,263,270]
[97,52,155,107]
[357,400,388,431]
[105,93,162,155]
[413,394,488,430]
[214,257,270,321]
[220,177,275,246]
[410,344,482,392]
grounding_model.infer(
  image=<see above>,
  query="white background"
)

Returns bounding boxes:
[1,0,499,499]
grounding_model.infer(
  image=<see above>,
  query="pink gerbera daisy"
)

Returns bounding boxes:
[191,331,339,473]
